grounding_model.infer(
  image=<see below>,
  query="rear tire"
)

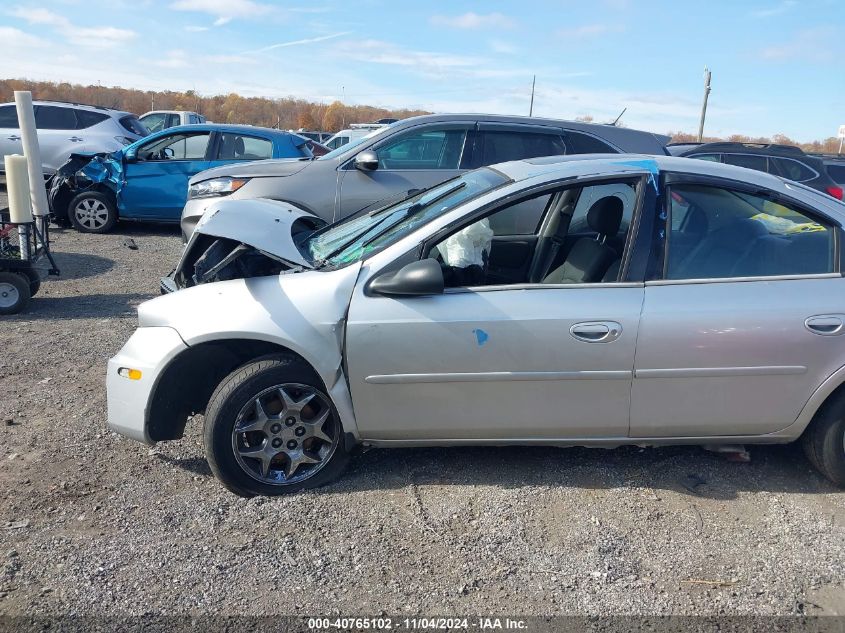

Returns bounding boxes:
[22,270,41,297]
[204,354,349,497]
[68,191,117,233]
[0,272,31,315]
[802,395,845,487]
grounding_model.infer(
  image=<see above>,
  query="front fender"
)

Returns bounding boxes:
[138,264,362,394]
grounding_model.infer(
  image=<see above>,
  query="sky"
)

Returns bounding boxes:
[0,0,842,141]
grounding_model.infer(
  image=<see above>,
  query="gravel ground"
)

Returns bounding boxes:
[0,186,843,619]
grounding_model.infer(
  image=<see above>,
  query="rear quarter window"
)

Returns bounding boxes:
[827,163,845,184]
[120,116,148,136]
[565,131,616,154]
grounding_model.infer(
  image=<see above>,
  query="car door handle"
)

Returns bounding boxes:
[805,315,845,336]
[68,136,83,142]
[7,135,20,141]
[570,321,622,343]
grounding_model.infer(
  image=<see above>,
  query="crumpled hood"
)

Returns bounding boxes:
[192,198,320,268]
[189,156,313,184]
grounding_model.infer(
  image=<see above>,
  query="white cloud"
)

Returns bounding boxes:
[7,6,136,48]
[0,26,46,47]
[185,25,209,32]
[169,0,273,21]
[557,24,624,39]
[337,39,483,71]
[430,12,515,29]
[213,16,231,26]
[751,0,797,17]
[155,50,190,68]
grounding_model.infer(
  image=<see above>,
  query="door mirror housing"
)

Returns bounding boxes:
[354,150,379,171]
[124,147,137,163]
[369,258,444,297]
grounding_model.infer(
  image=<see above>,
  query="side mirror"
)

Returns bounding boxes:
[369,258,444,297]
[124,148,137,163]
[354,150,379,171]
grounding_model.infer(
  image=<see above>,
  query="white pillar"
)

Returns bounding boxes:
[14,91,49,219]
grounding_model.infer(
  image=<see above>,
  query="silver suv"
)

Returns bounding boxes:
[181,113,669,238]
[0,101,147,177]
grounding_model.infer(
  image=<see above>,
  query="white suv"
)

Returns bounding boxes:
[0,101,148,177]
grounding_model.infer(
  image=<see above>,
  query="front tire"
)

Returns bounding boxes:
[68,191,117,233]
[204,354,349,497]
[802,395,845,487]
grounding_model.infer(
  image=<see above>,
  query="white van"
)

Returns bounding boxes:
[324,123,387,150]
[139,111,206,133]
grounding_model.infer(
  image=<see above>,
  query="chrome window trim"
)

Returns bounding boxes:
[443,281,644,294]
[645,272,841,287]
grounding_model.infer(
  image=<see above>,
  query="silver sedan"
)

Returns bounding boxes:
[108,154,845,496]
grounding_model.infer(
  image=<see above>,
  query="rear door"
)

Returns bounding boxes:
[337,122,474,221]
[120,129,213,220]
[34,105,81,174]
[630,175,845,438]
[0,105,22,169]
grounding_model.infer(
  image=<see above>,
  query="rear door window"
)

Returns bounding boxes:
[215,133,273,160]
[140,113,167,133]
[75,110,109,129]
[0,105,19,128]
[564,131,616,154]
[479,131,565,165]
[723,153,768,172]
[35,106,77,130]
[665,184,835,280]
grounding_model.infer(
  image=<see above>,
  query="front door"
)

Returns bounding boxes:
[120,130,213,220]
[630,178,845,437]
[337,123,473,221]
[345,176,648,441]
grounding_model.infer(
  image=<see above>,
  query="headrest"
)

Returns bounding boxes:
[587,196,624,236]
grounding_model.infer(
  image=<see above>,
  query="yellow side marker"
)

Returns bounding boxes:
[118,367,142,380]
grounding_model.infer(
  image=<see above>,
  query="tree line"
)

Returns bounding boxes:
[1,79,841,152]
[0,79,428,133]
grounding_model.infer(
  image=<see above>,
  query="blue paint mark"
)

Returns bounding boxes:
[473,328,489,346]
[615,158,659,191]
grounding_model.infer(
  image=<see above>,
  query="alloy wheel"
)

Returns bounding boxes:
[73,198,110,230]
[231,383,339,485]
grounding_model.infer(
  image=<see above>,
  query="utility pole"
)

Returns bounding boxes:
[697,67,711,142]
[529,75,536,117]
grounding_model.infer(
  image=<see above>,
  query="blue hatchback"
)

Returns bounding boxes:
[49,124,312,233]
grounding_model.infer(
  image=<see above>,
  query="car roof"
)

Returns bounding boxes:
[681,142,807,157]
[147,123,296,137]
[489,153,845,217]
[381,113,671,152]
[1,100,134,117]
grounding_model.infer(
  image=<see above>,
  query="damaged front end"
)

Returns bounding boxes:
[162,198,325,293]
[48,152,123,223]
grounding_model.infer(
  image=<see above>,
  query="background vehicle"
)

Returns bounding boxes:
[292,129,331,144]
[139,110,206,133]
[182,113,670,239]
[324,123,387,150]
[50,124,312,233]
[669,142,843,200]
[0,100,147,177]
[810,154,845,188]
[111,155,845,496]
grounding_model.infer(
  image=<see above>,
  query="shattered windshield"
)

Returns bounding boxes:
[302,168,509,268]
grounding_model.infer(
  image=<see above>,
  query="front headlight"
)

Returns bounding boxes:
[188,176,250,199]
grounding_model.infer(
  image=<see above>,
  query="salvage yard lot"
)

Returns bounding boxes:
[0,186,843,616]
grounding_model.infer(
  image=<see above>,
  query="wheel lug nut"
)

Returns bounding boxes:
[287,440,297,449]
[271,438,282,448]
[285,417,296,427]
[295,427,305,437]
[270,423,281,434]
